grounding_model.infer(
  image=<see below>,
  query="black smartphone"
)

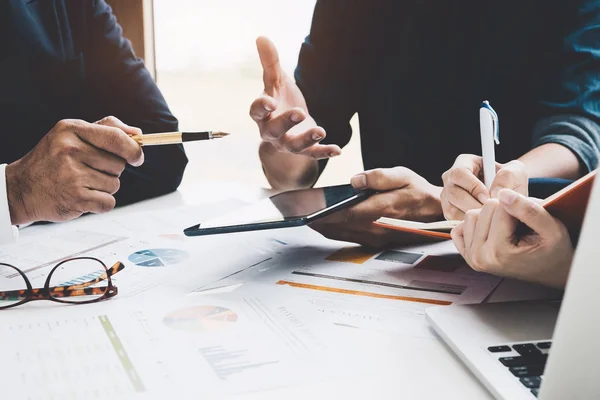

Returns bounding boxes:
[184,184,374,237]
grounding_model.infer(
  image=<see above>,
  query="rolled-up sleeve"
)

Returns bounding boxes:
[533,1,600,173]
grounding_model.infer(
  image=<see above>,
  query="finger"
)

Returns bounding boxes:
[81,190,117,214]
[64,120,144,167]
[451,224,467,258]
[311,221,427,248]
[472,199,499,249]
[250,95,278,122]
[82,167,121,195]
[490,160,528,198]
[444,200,472,221]
[311,206,350,226]
[442,162,490,204]
[497,189,556,233]
[95,116,142,137]
[445,185,485,214]
[282,128,341,159]
[343,191,399,222]
[351,167,416,191]
[94,116,144,166]
[463,209,480,251]
[488,201,520,244]
[78,141,126,177]
[357,225,430,249]
[314,191,392,226]
[279,126,324,152]
[256,36,282,95]
[315,225,383,248]
[296,143,342,160]
[442,199,466,221]
[448,154,484,179]
[262,108,307,141]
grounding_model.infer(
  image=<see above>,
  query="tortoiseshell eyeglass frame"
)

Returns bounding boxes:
[0,257,125,310]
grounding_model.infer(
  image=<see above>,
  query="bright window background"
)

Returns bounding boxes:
[153,0,362,188]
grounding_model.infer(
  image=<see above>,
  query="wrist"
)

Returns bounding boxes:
[545,247,574,289]
[259,141,318,190]
[259,140,279,157]
[519,143,581,180]
[6,161,34,225]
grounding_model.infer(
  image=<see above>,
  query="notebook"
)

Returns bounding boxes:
[373,169,597,240]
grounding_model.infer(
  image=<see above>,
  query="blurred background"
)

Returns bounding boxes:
[150,0,364,189]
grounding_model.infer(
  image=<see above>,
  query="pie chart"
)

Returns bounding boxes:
[163,306,238,333]
[128,248,189,267]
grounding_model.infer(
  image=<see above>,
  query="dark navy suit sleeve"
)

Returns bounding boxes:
[86,0,188,206]
[532,1,600,173]
[294,1,363,176]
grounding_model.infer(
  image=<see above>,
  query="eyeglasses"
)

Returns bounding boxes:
[0,257,124,309]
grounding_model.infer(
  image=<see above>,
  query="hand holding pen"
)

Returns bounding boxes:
[440,101,528,221]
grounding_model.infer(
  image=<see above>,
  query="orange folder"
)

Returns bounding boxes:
[373,218,456,240]
[373,169,597,241]
[542,169,596,239]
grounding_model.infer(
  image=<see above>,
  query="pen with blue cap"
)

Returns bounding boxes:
[480,100,499,189]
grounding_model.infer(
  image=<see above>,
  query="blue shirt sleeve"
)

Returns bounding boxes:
[86,0,188,205]
[532,1,600,173]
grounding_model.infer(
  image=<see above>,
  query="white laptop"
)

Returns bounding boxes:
[426,177,600,400]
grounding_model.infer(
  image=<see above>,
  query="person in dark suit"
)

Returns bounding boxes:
[250,1,600,247]
[0,0,188,243]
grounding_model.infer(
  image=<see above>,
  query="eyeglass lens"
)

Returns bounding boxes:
[48,258,111,303]
[0,264,28,308]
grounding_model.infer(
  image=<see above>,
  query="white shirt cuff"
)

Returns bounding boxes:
[0,164,18,244]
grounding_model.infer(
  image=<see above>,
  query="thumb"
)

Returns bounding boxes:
[256,36,282,96]
[95,116,142,138]
[497,189,555,234]
[351,167,416,191]
[94,116,144,166]
[443,154,490,203]
[490,160,528,198]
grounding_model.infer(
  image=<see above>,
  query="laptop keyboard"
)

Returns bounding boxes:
[487,341,552,398]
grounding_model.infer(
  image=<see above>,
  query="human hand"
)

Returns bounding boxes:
[451,189,574,288]
[309,167,443,248]
[249,36,341,159]
[6,116,144,224]
[441,154,528,220]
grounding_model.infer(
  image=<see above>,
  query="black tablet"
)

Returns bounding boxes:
[184,184,374,237]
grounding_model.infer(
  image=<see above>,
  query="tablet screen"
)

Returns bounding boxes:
[199,184,363,229]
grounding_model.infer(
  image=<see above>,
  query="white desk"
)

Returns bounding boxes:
[13,182,558,400]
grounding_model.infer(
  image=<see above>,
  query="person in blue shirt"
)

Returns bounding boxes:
[250,1,600,247]
[0,0,188,232]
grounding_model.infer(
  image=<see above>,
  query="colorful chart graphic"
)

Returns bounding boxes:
[326,247,378,265]
[163,306,238,333]
[128,248,189,267]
